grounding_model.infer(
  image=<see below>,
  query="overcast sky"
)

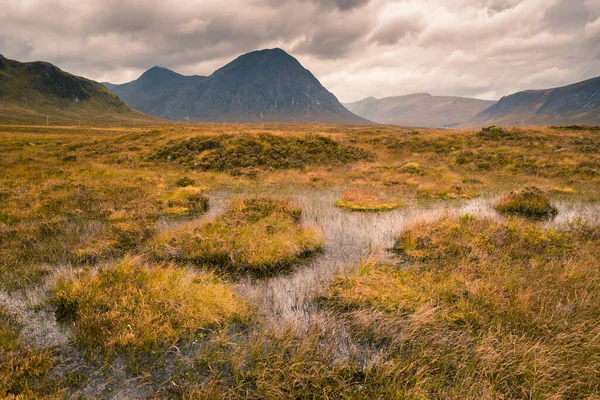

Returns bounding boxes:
[1,0,598,102]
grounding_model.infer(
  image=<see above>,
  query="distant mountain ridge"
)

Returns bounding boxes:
[344,94,495,127]
[0,56,151,125]
[104,48,370,124]
[467,76,600,127]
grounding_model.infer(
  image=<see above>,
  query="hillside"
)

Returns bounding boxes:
[0,56,153,125]
[468,76,600,127]
[104,48,370,124]
[344,94,496,128]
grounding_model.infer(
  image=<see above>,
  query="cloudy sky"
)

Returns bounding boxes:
[0,0,598,102]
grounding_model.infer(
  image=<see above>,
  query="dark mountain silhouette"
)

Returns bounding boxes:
[0,56,152,125]
[468,76,600,127]
[344,94,495,127]
[104,48,370,124]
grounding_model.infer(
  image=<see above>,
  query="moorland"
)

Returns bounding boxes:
[1,122,599,398]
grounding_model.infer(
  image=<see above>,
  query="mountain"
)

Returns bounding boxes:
[104,48,370,124]
[468,76,600,127]
[0,56,152,125]
[344,94,496,128]
[101,66,206,117]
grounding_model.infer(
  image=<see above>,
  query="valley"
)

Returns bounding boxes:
[1,122,599,398]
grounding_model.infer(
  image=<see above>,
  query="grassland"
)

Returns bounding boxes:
[0,122,599,397]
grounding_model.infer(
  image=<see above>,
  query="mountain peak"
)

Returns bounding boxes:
[0,54,4,59]
[139,65,182,81]
[104,48,369,124]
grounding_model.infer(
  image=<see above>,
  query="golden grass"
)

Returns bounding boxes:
[326,215,600,398]
[495,186,558,220]
[0,308,56,398]
[152,197,323,274]
[50,257,250,355]
[161,186,209,217]
[335,189,401,212]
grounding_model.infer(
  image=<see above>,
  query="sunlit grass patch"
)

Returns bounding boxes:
[50,257,249,356]
[325,216,600,398]
[161,186,209,217]
[549,186,577,194]
[0,307,55,398]
[335,189,400,212]
[152,197,323,274]
[495,186,558,220]
[399,162,424,175]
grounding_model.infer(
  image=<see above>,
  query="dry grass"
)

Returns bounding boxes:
[152,197,324,274]
[496,186,558,220]
[0,307,57,398]
[335,189,401,212]
[0,122,599,396]
[160,186,209,217]
[50,257,250,356]
[326,215,600,398]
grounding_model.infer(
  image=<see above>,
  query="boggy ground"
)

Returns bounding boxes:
[0,122,599,398]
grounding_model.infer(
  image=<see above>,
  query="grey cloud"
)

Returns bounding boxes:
[0,0,598,101]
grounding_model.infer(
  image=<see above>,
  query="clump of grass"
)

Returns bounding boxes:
[0,308,55,397]
[399,162,423,174]
[50,257,250,356]
[335,189,400,212]
[326,216,600,398]
[161,186,209,217]
[495,186,558,220]
[152,133,372,174]
[152,197,323,274]
[175,177,195,187]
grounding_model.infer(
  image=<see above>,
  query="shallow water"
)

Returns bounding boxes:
[232,189,600,329]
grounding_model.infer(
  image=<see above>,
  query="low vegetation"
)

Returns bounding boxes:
[326,215,600,398]
[50,257,250,356]
[152,197,323,274]
[335,189,400,212]
[152,133,373,174]
[495,186,558,220]
[1,123,599,396]
[161,186,209,217]
[0,307,55,398]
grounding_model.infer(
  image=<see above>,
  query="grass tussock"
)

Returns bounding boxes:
[161,186,209,217]
[50,257,250,356]
[326,216,600,398]
[335,189,400,212]
[152,133,372,174]
[0,308,56,398]
[496,186,558,220]
[152,197,323,274]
